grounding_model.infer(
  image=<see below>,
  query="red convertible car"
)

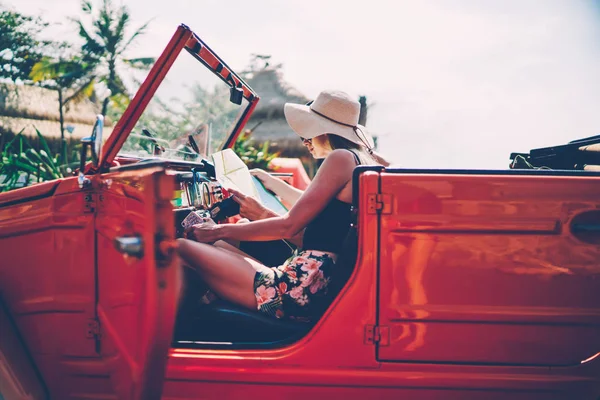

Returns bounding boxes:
[0,25,599,400]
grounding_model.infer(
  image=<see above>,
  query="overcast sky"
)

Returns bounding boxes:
[8,0,600,168]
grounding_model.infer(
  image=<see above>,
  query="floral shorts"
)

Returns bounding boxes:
[253,250,337,321]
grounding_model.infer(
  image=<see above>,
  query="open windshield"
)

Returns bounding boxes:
[118,48,249,162]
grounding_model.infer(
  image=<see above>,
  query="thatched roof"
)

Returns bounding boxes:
[246,67,309,120]
[244,67,308,151]
[0,83,112,139]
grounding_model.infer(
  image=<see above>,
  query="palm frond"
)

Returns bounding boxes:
[113,7,130,49]
[122,57,155,70]
[119,19,151,54]
[81,0,93,14]
[29,58,72,84]
[64,76,96,105]
[94,0,114,50]
[107,73,128,96]
[72,18,105,55]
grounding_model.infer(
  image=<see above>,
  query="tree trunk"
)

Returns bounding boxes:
[358,96,368,126]
[101,96,110,116]
[102,58,117,116]
[58,88,65,141]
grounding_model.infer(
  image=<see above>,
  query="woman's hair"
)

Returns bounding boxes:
[325,134,380,166]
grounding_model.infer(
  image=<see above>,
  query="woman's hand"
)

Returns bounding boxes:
[184,220,222,243]
[250,169,275,190]
[228,188,275,221]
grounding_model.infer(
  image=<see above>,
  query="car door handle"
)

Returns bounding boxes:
[114,236,144,258]
[570,211,600,244]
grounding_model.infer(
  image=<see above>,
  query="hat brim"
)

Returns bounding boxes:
[284,103,375,149]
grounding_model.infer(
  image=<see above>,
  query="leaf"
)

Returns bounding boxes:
[35,127,58,173]
[81,0,93,14]
[119,19,152,54]
[64,76,96,105]
[13,159,39,174]
[122,57,155,70]
[25,148,44,166]
[72,18,104,54]
[39,150,62,179]
[113,7,131,50]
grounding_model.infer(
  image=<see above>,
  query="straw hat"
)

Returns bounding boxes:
[283,90,375,150]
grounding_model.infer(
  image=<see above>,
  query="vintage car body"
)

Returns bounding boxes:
[0,24,599,400]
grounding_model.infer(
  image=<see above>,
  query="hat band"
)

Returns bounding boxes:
[309,107,374,154]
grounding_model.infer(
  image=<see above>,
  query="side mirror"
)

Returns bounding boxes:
[78,115,104,189]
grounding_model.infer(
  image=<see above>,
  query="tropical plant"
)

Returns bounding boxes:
[0,129,78,193]
[233,129,280,170]
[0,8,47,84]
[29,49,96,142]
[73,0,155,117]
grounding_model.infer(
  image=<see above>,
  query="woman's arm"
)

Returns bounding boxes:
[186,150,357,243]
[227,187,304,247]
[251,169,304,206]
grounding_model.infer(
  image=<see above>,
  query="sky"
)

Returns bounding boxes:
[7,0,600,169]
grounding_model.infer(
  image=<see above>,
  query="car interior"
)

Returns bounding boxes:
[108,156,364,349]
[141,160,361,349]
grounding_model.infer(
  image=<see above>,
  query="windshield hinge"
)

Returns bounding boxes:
[83,192,104,214]
[364,325,389,346]
[86,318,102,340]
[367,193,392,214]
[83,193,96,213]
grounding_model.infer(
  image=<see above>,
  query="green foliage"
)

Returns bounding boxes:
[30,54,95,98]
[73,0,155,116]
[29,48,97,141]
[0,8,48,83]
[233,130,280,170]
[0,129,78,193]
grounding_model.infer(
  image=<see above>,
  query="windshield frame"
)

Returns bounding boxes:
[96,24,259,172]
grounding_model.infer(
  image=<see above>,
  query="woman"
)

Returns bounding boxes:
[178,90,380,320]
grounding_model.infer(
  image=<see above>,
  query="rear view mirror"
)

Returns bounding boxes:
[230,86,243,105]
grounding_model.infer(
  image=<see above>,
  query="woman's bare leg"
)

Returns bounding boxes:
[176,238,272,310]
[213,240,262,263]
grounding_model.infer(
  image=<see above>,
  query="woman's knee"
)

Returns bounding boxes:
[176,238,190,255]
[176,238,206,259]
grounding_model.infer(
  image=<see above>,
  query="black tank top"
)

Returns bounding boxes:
[302,150,360,253]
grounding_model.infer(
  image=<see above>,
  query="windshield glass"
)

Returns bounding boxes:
[118,49,249,162]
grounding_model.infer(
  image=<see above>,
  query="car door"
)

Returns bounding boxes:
[94,166,180,400]
[376,169,600,366]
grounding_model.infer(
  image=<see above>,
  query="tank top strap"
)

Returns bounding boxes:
[345,149,361,166]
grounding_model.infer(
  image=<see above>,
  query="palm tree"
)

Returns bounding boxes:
[29,49,96,142]
[73,0,155,117]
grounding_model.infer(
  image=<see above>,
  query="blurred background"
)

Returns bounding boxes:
[2,0,600,174]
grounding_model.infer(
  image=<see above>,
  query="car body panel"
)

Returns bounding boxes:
[163,170,600,399]
[377,171,600,367]
[0,298,47,400]
[0,177,97,398]
[95,167,179,399]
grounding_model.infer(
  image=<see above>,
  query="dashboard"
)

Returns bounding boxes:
[109,156,285,237]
